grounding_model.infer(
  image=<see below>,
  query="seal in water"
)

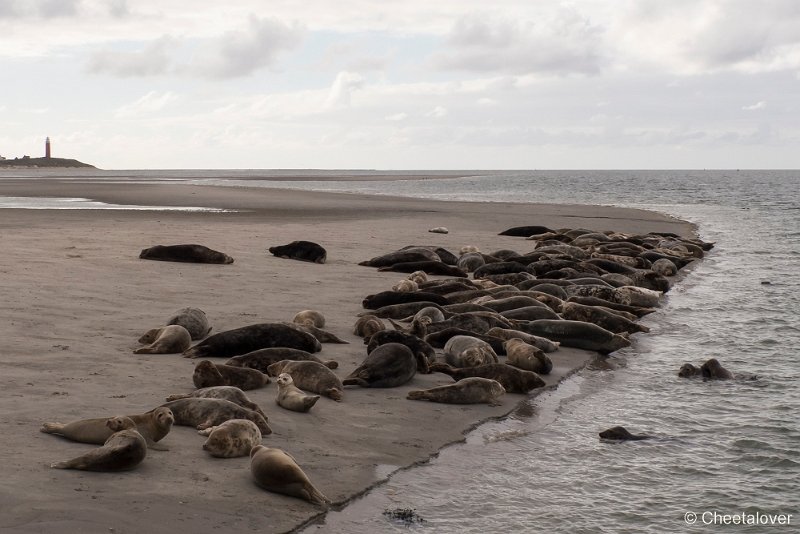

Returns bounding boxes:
[599,426,651,441]
[193,360,270,391]
[161,398,272,434]
[50,416,147,471]
[266,360,344,401]
[199,419,262,458]
[250,445,330,506]
[183,323,322,358]
[344,343,417,388]
[139,244,233,264]
[701,358,734,380]
[166,307,212,340]
[41,407,174,451]
[135,325,192,354]
[407,377,505,406]
[275,373,320,412]
[268,240,327,263]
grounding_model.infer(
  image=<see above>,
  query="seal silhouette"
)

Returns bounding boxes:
[139,244,233,264]
[266,360,344,401]
[161,398,272,434]
[183,323,322,359]
[269,240,327,263]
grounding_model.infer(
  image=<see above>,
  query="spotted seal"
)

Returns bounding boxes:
[41,407,174,451]
[266,360,344,401]
[139,244,233,264]
[193,360,270,391]
[250,446,330,506]
[560,301,649,335]
[513,319,630,354]
[443,335,498,368]
[504,338,552,374]
[135,325,192,354]
[165,386,267,419]
[292,310,325,328]
[50,416,147,471]
[407,377,505,406]
[225,347,338,372]
[365,330,435,372]
[353,314,386,338]
[429,362,545,393]
[161,398,272,434]
[275,373,320,412]
[199,419,262,458]
[166,307,212,340]
[486,327,561,353]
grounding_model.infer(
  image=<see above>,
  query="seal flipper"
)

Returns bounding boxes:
[146,436,170,451]
[342,377,370,387]
[40,422,65,434]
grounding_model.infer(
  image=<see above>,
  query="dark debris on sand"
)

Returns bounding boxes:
[383,507,427,525]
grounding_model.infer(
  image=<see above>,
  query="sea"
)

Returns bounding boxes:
[3,169,798,532]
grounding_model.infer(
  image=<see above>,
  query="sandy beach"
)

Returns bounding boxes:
[0,177,694,533]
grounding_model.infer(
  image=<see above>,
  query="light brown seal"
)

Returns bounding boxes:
[443,335,498,368]
[165,386,267,419]
[161,398,272,434]
[276,373,320,413]
[41,407,174,451]
[266,360,343,401]
[250,445,330,506]
[407,270,428,284]
[407,377,505,405]
[292,310,325,328]
[193,360,270,391]
[199,419,262,458]
[504,338,553,375]
[50,416,147,471]
[353,315,386,338]
[392,279,419,292]
[135,324,192,354]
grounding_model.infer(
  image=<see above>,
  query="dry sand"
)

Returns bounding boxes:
[0,178,694,533]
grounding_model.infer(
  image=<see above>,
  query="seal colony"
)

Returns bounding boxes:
[7,179,717,533]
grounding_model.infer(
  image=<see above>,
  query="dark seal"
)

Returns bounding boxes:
[268,240,327,264]
[599,426,650,441]
[343,343,417,388]
[183,323,322,359]
[139,244,233,264]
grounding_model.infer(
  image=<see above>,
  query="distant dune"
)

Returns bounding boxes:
[0,157,95,168]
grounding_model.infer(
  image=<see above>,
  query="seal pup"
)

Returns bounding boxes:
[165,386,267,419]
[199,419,262,458]
[392,279,419,292]
[225,347,338,372]
[344,343,417,388]
[599,426,651,441]
[504,338,553,375]
[353,314,386,338]
[161,398,272,434]
[408,378,505,406]
[292,310,325,328]
[443,335,498,368]
[266,360,344,401]
[183,323,322,358]
[276,373,320,412]
[193,360,270,391]
[139,244,233,264]
[135,325,192,354]
[250,445,330,506]
[430,362,545,394]
[269,240,327,263]
[408,270,428,284]
[167,307,212,340]
[50,416,147,471]
[41,407,174,451]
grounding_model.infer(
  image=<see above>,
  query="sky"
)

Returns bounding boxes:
[1,0,798,169]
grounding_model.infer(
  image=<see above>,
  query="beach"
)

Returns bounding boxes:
[0,177,695,534]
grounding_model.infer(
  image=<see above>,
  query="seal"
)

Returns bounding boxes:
[50,416,147,471]
[457,252,485,273]
[599,426,650,441]
[651,257,678,277]
[700,358,734,380]
[566,296,655,317]
[292,310,325,328]
[193,360,270,391]
[428,227,449,234]
[359,249,441,267]
[498,225,554,237]
[500,306,560,321]
[199,419,262,458]
[407,377,505,406]
[482,296,549,313]
[443,335,498,368]
[485,327,561,353]
[472,262,528,279]
[139,244,233,264]
[361,301,446,320]
[411,306,446,324]
[225,347,338,372]
[424,312,513,336]
[266,360,344,401]
[165,386,267,419]
[282,322,349,344]
[560,301,649,335]
[365,330,435,372]
[429,362,545,393]
[504,338,552,374]
[250,445,330,506]
[362,290,449,309]
[344,343,417,388]
[166,307,212,340]
[513,319,630,354]
[377,261,468,277]
[392,279,419,292]
[407,270,428,284]
[161,398,272,434]
[276,373,320,412]
[183,323,322,359]
[423,328,506,355]
[678,363,699,378]
[41,406,174,451]
[353,314,386,338]
[613,286,662,308]
[135,324,192,354]
[269,240,327,263]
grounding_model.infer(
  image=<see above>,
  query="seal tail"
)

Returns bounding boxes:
[164,393,191,402]
[304,484,331,507]
[406,390,428,401]
[303,396,320,411]
[133,347,155,354]
[182,347,201,358]
[40,422,65,434]
[342,377,369,388]
[322,360,339,370]
[325,388,343,402]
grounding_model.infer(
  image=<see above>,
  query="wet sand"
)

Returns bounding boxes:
[0,178,694,533]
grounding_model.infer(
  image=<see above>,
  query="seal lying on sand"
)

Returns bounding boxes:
[50,416,147,471]
[344,343,417,388]
[139,244,234,264]
[250,446,330,506]
[377,261,468,277]
[498,225,554,237]
[443,335,498,368]
[514,319,630,354]
[365,330,435,373]
[199,419,262,458]
[504,338,552,375]
[430,362,545,394]
[353,315,386,338]
[225,347,338,372]
[266,360,344,401]
[165,386,267,418]
[276,373,320,412]
[292,310,325,328]
[269,240,327,264]
[193,360,270,390]
[41,407,174,451]
[161,398,272,434]
[599,426,651,441]
[167,307,212,340]
[183,323,322,358]
[407,378,505,406]
[135,325,192,354]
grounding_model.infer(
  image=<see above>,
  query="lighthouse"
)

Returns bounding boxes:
[45,137,51,158]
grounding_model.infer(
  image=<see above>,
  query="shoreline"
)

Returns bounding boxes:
[0,179,696,533]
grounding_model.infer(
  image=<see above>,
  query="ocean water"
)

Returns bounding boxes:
[4,169,798,532]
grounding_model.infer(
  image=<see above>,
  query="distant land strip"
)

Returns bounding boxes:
[0,157,95,168]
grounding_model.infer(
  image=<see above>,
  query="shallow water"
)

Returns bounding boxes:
[8,169,799,532]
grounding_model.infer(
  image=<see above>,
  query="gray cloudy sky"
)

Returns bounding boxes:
[1,0,798,169]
